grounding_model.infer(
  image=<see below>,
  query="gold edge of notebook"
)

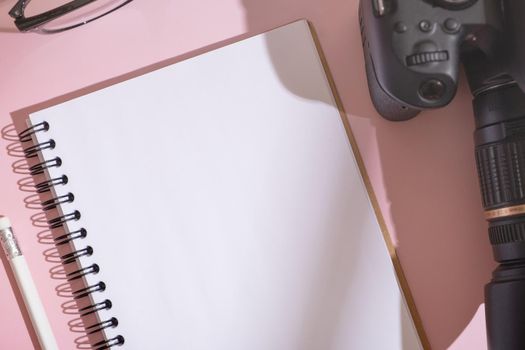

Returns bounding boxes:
[305,20,431,350]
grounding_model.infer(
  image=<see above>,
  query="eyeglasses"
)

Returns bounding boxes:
[8,0,134,33]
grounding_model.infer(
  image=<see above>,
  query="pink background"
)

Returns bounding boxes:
[0,0,492,349]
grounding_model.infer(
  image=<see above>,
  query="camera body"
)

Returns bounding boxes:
[358,0,524,121]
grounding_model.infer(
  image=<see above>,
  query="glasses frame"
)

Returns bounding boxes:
[9,0,133,33]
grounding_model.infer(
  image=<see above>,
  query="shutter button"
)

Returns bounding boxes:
[444,18,461,33]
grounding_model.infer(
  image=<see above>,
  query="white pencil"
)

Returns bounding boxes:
[0,216,59,350]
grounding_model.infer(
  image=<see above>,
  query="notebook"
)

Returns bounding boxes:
[19,20,424,349]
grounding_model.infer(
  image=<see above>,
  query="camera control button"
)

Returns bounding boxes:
[418,20,433,33]
[443,18,461,33]
[394,22,407,33]
[419,79,446,101]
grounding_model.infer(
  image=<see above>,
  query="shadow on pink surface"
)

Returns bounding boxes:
[241,0,494,349]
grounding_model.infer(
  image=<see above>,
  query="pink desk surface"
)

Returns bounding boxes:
[0,0,491,349]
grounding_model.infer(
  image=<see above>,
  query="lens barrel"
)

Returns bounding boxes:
[474,83,525,350]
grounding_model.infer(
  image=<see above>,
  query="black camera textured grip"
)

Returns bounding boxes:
[475,139,525,210]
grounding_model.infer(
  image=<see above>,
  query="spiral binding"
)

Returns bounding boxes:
[30,157,62,176]
[19,121,124,350]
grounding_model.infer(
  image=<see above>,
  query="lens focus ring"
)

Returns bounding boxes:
[489,222,525,245]
[476,139,525,210]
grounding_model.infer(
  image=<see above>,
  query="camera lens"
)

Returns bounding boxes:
[419,79,446,101]
[474,80,525,350]
[433,0,478,10]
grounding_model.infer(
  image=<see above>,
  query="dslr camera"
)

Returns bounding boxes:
[359,0,525,349]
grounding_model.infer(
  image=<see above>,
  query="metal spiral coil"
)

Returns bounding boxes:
[23,139,55,158]
[30,157,62,176]
[86,317,119,335]
[18,123,124,348]
[94,335,125,350]
[54,228,87,246]
[48,210,81,229]
[73,281,106,300]
[79,299,112,317]
[18,121,49,143]
[36,175,68,193]
[67,264,100,282]
[61,246,93,265]
[42,193,74,211]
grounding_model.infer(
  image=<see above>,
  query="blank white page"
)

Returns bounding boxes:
[30,20,422,350]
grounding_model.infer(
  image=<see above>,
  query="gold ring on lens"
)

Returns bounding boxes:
[485,204,525,220]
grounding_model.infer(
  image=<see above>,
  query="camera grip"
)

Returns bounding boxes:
[363,49,420,121]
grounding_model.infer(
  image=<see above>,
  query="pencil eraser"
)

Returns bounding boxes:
[0,216,11,230]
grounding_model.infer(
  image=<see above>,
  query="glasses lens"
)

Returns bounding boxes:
[25,0,132,32]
